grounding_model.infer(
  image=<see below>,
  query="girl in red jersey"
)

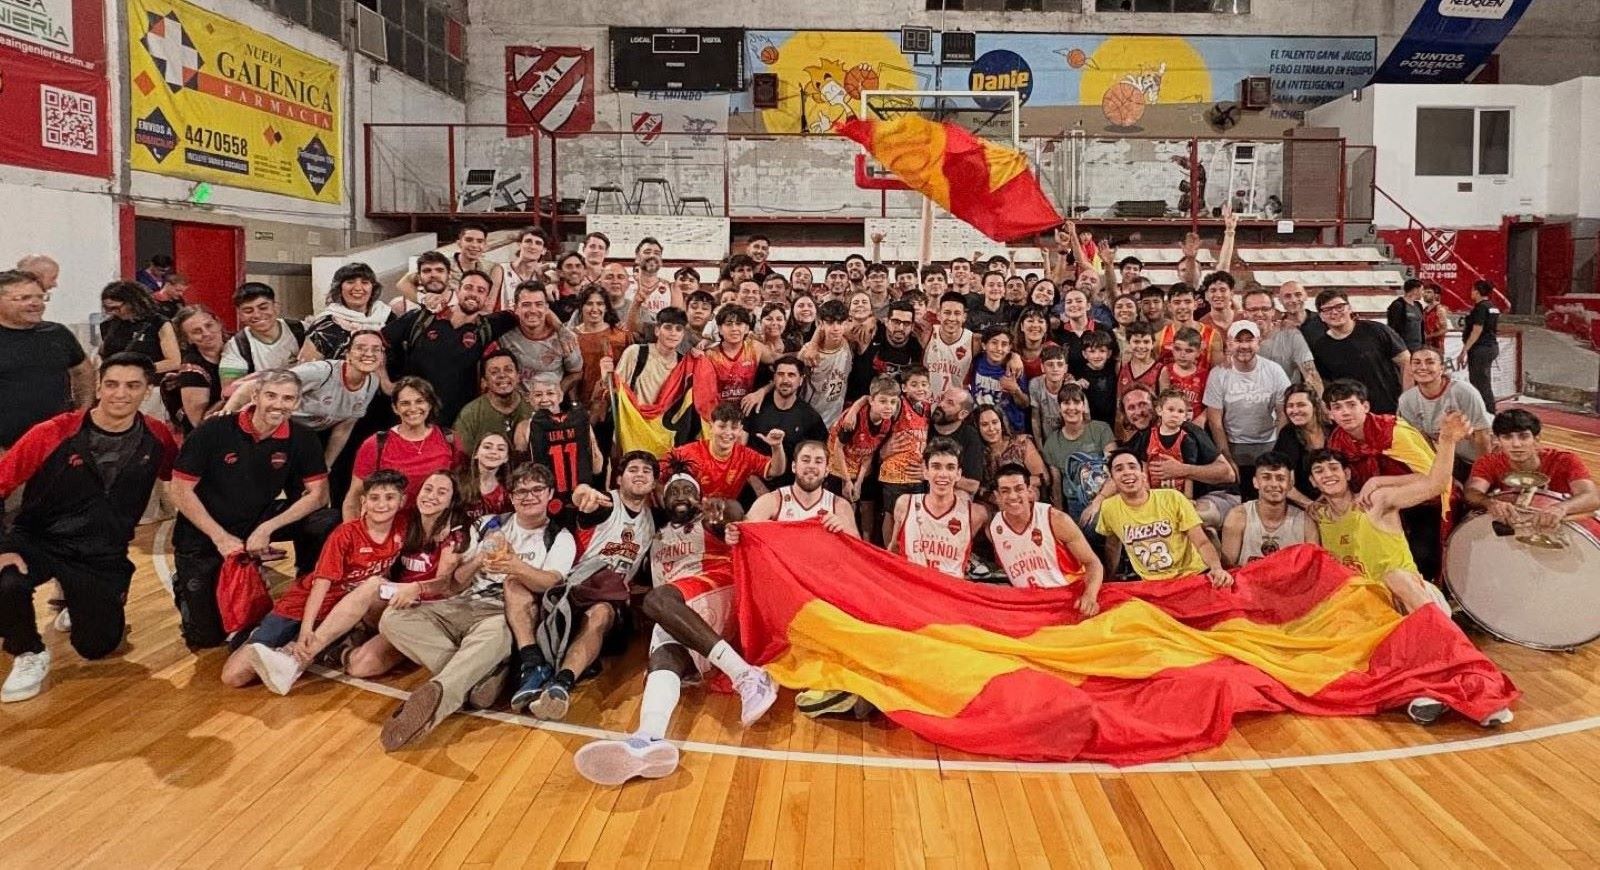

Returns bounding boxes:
[460,431,511,521]
[237,470,471,695]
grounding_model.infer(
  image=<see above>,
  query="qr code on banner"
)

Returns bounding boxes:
[41,85,99,156]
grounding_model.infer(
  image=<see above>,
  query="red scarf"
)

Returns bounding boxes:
[1327,413,1408,486]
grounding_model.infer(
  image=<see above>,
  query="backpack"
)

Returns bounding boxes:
[1061,451,1110,522]
[231,319,307,373]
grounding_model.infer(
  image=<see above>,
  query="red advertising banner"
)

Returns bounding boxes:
[1377,226,1506,311]
[0,0,111,178]
[505,45,595,136]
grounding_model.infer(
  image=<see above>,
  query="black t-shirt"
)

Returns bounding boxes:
[383,309,516,426]
[1077,363,1119,426]
[1056,322,1118,375]
[99,315,166,360]
[1465,300,1499,345]
[1386,297,1424,351]
[930,418,987,484]
[1298,312,1328,344]
[963,293,1015,334]
[746,394,828,486]
[525,407,593,498]
[1273,425,1320,502]
[167,347,221,435]
[1310,320,1408,414]
[846,324,924,400]
[84,416,141,491]
[172,412,327,545]
[0,321,87,447]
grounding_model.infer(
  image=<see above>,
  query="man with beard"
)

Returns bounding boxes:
[987,464,1102,614]
[746,234,774,282]
[1203,320,1290,497]
[744,355,828,486]
[1220,452,1318,567]
[928,386,985,495]
[170,369,339,650]
[495,282,583,398]
[517,452,661,720]
[552,252,590,322]
[453,350,532,455]
[1116,385,1238,529]
[628,237,672,327]
[398,223,504,303]
[0,354,178,702]
[573,466,777,786]
[847,300,922,401]
[384,269,514,426]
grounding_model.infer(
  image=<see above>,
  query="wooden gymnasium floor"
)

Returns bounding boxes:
[3,427,1600,868]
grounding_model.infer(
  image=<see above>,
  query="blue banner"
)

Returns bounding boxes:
[1373,0,1535,83]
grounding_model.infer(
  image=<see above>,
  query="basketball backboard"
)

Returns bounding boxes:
[854,89,1021,191]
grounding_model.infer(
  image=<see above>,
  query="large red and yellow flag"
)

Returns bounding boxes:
[611,355,700,459]
[838,116,1062,242]
[734,523,1517,765]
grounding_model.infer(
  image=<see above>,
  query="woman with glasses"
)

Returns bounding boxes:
[98,281,181,375]
[223,328,387,467]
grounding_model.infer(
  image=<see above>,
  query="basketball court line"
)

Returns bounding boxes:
[143,520,1600,776]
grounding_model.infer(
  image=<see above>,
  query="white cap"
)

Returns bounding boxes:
[1227,319,1260,339]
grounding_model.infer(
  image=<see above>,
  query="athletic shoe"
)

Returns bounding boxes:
[466,661,510,711]
[1423,582,1451,613]
[796,689,862,719]
[381,680,443,752]
[573,735,680,786]
[510,662,552,713]
[527,681,571,721]
[1480,708,1514,728]
[1407,697,1448,725]
[248,644,304,696]
[733,667,778,727]
[1,650,51,703]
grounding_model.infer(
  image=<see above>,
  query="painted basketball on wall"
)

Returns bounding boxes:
[1078,36,1211,132]
[1100,81,1146,128]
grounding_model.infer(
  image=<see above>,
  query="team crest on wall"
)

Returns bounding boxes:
[506,45,595,134]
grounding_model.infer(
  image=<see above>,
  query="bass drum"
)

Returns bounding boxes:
[1444,491,1600,651]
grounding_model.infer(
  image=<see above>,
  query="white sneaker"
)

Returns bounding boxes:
[1406,697,1447,725]
[573,736,680,786]
[51,607,71,633]
[733,667,778,727]
[2,649,51,702]
[1480,707,1514,728]
[248,644,304,696]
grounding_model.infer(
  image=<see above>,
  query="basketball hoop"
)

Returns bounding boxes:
[855,153,908,191]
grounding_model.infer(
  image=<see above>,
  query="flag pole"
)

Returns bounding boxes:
[918,195,934,271]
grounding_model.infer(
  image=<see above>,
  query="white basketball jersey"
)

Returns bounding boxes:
[776,485,838,522]
[1239,501,1308,564]
[570,492,657,585]
[808,345,852,427]
[989,503,1084,590]
[650,518,729,584]
[899,493,974,578]
[925,329,974,396]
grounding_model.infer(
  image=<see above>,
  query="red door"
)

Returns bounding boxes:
[1536,222,1573,308]
[172,222,244,330]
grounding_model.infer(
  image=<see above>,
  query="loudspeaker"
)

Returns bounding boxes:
[752,73,779,109]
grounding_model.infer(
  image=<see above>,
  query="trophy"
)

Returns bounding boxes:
[1502,470,1566,549]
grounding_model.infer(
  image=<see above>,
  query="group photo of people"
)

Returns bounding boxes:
[1,216,1595,785]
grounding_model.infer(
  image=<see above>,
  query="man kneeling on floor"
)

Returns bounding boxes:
[378,462,575,751]
[0,353,178,702]
[573,463,777,786]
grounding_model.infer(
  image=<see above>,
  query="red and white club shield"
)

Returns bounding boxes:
[506,46,595,134]
[632,111,664,145]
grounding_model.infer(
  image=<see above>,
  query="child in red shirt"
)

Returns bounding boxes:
[219,469,409,691]
[664,402,785,501]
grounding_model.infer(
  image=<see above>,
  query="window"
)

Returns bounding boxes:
[1415,107,1512,177]
[926,1,965,9]
[251,0,464,99]
[1097,0,1250,10]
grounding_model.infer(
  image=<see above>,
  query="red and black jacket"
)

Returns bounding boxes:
[0,411,177,556]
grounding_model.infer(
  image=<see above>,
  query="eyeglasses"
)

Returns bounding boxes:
[888,318,915,327]
[510,485,550,500]
[1318,302,1351,315]
[1243,306,1275,316]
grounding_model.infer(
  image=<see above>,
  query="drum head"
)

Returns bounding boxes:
[1445,511,1600,650]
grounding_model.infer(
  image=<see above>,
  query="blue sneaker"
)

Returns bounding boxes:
[528,680,571,721]
[510,662,552,713]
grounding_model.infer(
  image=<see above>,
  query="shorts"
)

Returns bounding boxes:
[650,574,736,680]
[879,481,923,514]
[246,612,302,648]
[1195,491,1240,527]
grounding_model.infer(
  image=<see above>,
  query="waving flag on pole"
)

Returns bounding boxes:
[734,523,1517,765]
[838,115,1062,243]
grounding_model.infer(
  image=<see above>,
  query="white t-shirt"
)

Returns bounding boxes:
[465,514,576,600]
[218,319,303,381]
[290,360,379,430]
[1202,361,1290,446]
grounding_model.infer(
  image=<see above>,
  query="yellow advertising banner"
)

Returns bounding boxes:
[127,0,342,203]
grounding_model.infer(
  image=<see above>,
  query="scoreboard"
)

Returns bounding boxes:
[609,27,746,92]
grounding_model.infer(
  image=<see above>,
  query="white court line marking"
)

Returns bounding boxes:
[148,529,1600,775]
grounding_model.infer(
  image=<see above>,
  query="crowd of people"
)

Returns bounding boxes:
[1,219,1595,786]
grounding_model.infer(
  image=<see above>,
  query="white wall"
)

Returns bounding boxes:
[1544,78,1600,219]
[1311,84,1552,230]
[0,176,119,332]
